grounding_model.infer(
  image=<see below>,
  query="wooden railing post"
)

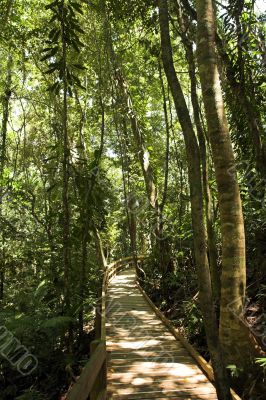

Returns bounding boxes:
[90,340,107,400]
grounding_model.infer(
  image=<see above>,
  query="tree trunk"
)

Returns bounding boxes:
[187,50,220,304]
[94,226,107,270]
[107,18,173,272]
[0,55,12,301]
[174,9,221,302]
[158,1,231,398]
[179,0,266,178]
[115,67,158,210]
[61,2,72,350]
[114,109,138,264]
[157,60,172,273]
[196,0,255,368]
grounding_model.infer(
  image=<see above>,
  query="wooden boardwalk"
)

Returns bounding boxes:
[106,267,219,399]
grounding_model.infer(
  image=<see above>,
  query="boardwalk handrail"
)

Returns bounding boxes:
[136,281,242,400]
[66,255,144,400]
[67,254,241,400]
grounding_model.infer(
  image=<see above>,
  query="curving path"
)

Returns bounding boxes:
[106,266,219,399]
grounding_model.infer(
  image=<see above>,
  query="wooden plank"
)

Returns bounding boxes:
[136,282,215,379]
[109,344,188,353]
[135,282,242,400]
[109,395,218,399]
[109,356,196,365]
[109,350,190,360]
[109,344,185,352]
[108,362,205,374]
[106,327,171,335]
[106,260,242,400]
[109,385,217,395]
[108,370,211,380]
[106,335,176,343]
[106,321,165,327]
[108,390,218,399]
[108,376,209,385]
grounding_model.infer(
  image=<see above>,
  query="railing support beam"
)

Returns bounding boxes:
[90,340,107,400]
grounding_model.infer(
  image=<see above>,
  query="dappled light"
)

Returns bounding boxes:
[1,0,264,398]
[106,267,218,399]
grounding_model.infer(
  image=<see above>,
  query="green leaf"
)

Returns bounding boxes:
[40,46,58,62]
[66,69,73,84]
[40,53,52,62]
[71,37,84,51]
[69,2,84,14]
[68,86,73,97]
[72,63,86,70]
[48,27,58,39]
[48,81,60,93]
[45,66,58,74]
[71,40,80,53]
[256,357,266,367]
[41,47,53,53]
[70,21,85,34]
[49,14,58,24]
[41,316,73,331]
[47,46,59,57]
[72,74,81,85]
[45,0,59,10]
[48,27,61,43]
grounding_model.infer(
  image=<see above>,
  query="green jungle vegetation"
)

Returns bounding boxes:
[0,0,265,399]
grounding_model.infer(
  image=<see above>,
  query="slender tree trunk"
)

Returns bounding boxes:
[182,35,221,303]
[3,0,14,28]
[108,32,172,271]
[169,94,186,230]
[188,54,220,303]
[94,226,107,270]
[157,60,172,273]
[116,115,138,264]
[60,3,72,350]
[114,68,158,210]
[196,0,255,368]
[173,0,220,302]
[158,1,231,398]
[0,55,12,301]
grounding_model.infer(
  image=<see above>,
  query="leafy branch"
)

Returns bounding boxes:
[41,0,86,94]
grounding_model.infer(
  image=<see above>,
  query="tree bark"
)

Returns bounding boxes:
[179,0,266,178]
[105,12,173,272]
[157,60,172,274]
[0,55,12,301]
[61,1,72,350]
[196,0,255,368]
[158,1,231,398]
[116,116,138,265]
[173,2,221,302]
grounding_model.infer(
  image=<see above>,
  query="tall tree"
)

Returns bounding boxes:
[173,0,220,302]
[158,1,230,398]
[196,0,257,368]
[0,55,12,300]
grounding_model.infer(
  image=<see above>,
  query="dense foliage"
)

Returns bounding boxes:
[0,0,265,399]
